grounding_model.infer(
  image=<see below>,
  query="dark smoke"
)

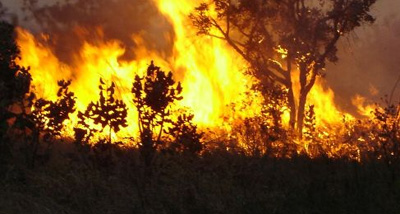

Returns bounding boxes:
[5,0,175,64]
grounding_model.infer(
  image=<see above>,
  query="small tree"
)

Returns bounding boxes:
[132,61,183,166]
[44,80,76,137]
[76,79,127,158]
[74,79,127,167]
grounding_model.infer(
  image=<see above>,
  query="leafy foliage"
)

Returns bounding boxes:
[228,87,291,157]
[75,78,127,167]
[43,80,76,137]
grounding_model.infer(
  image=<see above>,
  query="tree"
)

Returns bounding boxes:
[75,79,127,167]
[77,78,128,145]
[132,61,183,166]
[190,0,376,136]
[0,21,32,167]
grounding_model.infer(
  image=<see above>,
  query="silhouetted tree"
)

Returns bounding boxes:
[77,78,127,144]
[76,78,127,166]
[20,80,76,167]
[0,21,32,137]
[0,21,32,167]
[191,0,376,136]
[132,61,182,166]
[45,80,76,137]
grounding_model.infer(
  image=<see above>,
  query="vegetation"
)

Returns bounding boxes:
[132,61,182,166]
[2,2,400,213]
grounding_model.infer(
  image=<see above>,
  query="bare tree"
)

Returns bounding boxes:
[190,0,376,136]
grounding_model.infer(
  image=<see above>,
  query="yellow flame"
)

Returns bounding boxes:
[307,78,354,127]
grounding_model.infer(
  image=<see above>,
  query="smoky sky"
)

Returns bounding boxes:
[1,0,175,63]
[2,0,400,115]
[326,0,400,115]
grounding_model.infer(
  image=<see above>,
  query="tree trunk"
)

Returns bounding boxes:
[297,91,307,138]
[287,86,297,130]
[296,64,308,138]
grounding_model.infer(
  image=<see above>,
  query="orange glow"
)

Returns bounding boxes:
[307,78,354,127]
[352,94,376,117]
[16,0,259,141]
[15,0,378,160]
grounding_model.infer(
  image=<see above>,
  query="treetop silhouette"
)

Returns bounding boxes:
[77,78,128,144]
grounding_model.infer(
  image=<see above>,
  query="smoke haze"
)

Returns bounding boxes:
[326,0,400,115]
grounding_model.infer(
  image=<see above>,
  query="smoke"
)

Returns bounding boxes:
[2,0,174,63]
[326,0,400,115]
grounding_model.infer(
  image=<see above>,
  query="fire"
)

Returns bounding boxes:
[16,0,258,140]
[307,78,354,127]
[352,94,376,117]
[14,0,379,159]
[154,0,258,125]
